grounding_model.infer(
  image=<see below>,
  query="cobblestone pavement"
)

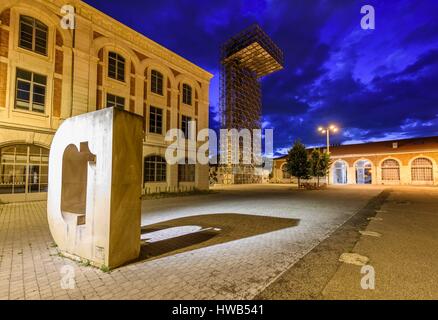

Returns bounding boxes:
[0,184,383,300]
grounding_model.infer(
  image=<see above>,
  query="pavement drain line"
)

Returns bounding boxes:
[252,189,391,299]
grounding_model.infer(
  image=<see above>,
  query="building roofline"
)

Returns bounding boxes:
[273,135,438,160]
[326,135,438,149]
[75,0,213,81]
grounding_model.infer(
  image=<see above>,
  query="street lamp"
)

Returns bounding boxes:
[318,125,339,154]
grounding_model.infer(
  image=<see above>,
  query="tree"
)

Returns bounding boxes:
[309,149,332,187]
[320,152,332,184]
[286,140,310,187]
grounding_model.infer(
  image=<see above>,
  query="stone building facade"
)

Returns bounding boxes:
[272,136,438,186]
[0,0,212,202]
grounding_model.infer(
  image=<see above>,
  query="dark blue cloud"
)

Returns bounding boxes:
[84,0,438,156]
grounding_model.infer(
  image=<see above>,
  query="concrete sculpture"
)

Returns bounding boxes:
[47,107,143,269]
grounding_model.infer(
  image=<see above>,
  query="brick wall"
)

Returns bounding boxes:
[53,78,62,117]
[0,62,7,108]
[0,9,10,58]
[0,28,9,58]
[55,50,63,75]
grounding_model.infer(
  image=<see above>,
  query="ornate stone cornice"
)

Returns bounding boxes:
[71,0,213,82]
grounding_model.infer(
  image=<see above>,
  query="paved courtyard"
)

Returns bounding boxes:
[0,185,385,299]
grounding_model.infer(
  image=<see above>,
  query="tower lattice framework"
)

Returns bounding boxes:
[219,24,284,184]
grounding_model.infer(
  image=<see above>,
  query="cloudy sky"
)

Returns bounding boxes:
[84,0,438,156]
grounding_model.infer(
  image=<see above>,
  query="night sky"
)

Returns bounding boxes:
[84,0,438,156]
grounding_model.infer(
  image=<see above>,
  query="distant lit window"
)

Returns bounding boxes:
[0,144,49,195]
[108,52,125,82]
[151,70,163,95]
[149,106,163,134]
[181,115,193,139]
[15,68,46,113]
[411,158,433,182]
[381,159,400,181]
[281,164,291,179]
[106,93,125,109]
[334,160,348,184]
[19,15,48,56]
[182,84,192,105]
[144,155,166,182]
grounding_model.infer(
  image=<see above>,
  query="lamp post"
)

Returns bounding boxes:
[318,125,339,154]
[318,125,339,186]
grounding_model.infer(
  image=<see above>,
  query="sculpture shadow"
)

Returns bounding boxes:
[138,213,299,262]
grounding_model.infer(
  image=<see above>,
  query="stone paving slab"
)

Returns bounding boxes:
[0,185,382,300]
[322,187,438,299]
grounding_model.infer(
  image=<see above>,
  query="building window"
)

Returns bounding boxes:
[108,52,125,82]
[151,70,163,95]
[19,15,48,56]
[355,160,372,184]
[178,160,195,182]
[411,158,433,182]
[334,160,348,184]
[0,144,49,195]
[144,155,166,182]
[181,115,193,139]
[281,164,291,179]
[106,93,125,109]
[182,84,192,105]
[149,106,163,134]
[15,68,47,113]
[381,159,400,181]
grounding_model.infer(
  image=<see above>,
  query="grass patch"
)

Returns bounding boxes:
[142,188,217,200]
[100,265,110,273]
[80,259,91,267]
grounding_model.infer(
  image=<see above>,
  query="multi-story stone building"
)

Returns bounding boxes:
[272,136,438,186]
[0,0,213,202]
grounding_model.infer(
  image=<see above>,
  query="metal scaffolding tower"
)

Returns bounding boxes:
[219,24,284,184]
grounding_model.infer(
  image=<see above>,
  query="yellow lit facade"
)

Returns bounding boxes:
[0,0,213,202]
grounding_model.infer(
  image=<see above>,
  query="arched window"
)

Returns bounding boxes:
[178,159,195,182]
[381,159,400,181]
[144,155,166,182]
[19,15,48,55]
[151,70,163,95]
[411,158,433,182]
[182,84,192,105]
[281,164,291,179]
[0,144,49,194]
[108,51,125,82]
[355,160,372,184]
[334,160,348,184]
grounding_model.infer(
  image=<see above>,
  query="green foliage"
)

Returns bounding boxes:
[80,259,91,267]
[309,149,332,186]
[286,140,310,185]
[100,265,110,273]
